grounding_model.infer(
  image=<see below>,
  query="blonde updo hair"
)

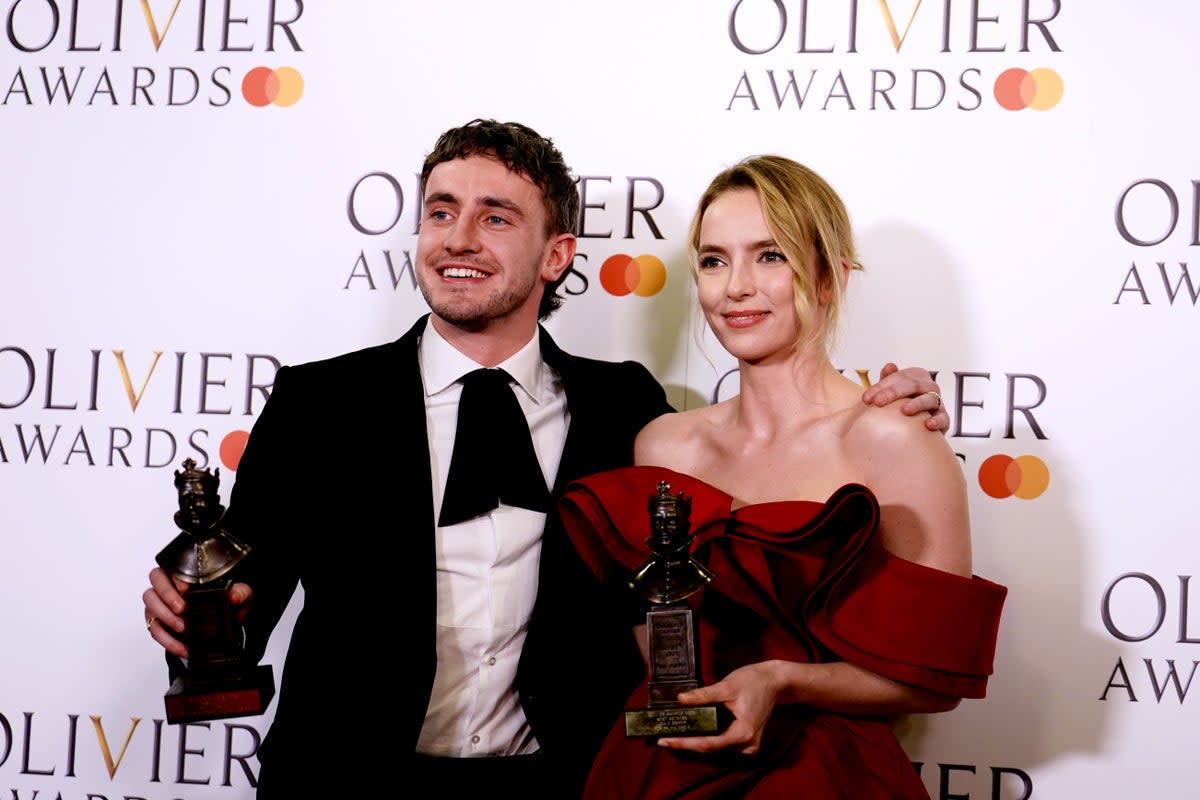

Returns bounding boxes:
[687,154,863,349]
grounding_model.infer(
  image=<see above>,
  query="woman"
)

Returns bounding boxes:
[559,155,1006,799]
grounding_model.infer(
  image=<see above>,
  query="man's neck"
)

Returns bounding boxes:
[428,314,539,368]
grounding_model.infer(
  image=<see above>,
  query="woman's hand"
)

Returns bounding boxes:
[657,661,782,755]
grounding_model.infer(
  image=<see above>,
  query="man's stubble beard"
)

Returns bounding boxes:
[419,266,542,333]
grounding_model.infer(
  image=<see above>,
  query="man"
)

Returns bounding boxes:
[142,119,947,797]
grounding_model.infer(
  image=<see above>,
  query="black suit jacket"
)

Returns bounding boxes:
[214,314,671,797]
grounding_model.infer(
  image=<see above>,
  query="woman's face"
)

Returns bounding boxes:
[694,188,805,363]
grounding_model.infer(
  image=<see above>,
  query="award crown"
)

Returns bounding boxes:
[648,480,691,526]
[174,457,220,496]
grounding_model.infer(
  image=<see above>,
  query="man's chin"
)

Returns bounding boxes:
[421,283,534,332]
[428,300,490,331]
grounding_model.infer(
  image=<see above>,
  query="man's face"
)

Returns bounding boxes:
[415,154,574,334]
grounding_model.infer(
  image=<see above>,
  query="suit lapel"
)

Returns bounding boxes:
[395,315,435,534]
[539,326,595,495]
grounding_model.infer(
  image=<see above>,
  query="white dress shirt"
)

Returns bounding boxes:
[415,319,569,757]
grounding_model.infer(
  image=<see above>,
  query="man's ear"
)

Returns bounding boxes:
[542,233,577,282]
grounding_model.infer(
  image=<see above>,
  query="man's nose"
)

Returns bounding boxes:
[444,219,480,253]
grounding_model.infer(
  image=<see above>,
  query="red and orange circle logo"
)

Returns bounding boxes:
[599,254,667,297]
[978,454,1050,499]
[993,68,1062,111]
[242,67,304,107]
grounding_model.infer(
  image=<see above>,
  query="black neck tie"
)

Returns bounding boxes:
[438,368,551,527]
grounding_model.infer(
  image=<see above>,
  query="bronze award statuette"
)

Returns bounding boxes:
[624,480,726,738]
[155,458,275,724]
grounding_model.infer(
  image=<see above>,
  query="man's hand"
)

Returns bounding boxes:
[862,362,949,434]
[143,567,252,659]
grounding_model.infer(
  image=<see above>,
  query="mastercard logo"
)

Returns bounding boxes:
[242,66,304,108]
[220,430,250,471]
[978,454,1050,499]
[599,254,667,297]
[993,67,1062,111]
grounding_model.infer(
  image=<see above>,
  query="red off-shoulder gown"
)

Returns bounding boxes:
[557,466,1007,800]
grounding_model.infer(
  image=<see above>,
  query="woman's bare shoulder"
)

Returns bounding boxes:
[845,397,942,454]
[843,398,962,489]
[845,399,971,573]
[635,402,729,467]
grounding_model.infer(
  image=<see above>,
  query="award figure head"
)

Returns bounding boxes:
[174,458,225,534]
[157,458,248,586]
[648,480,691,555]
[630,481,715,606]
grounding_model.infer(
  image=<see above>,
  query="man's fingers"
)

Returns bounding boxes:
[927,407,951,434]
[149,623,189,658]
[228,582,253,607]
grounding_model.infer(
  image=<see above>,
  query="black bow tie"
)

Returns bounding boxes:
[437,368,551,527]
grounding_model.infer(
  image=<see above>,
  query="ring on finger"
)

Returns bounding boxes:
[926,390,942,412]
[146,617,157,630]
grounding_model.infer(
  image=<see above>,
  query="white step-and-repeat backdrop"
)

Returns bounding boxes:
[3,2,1196,797]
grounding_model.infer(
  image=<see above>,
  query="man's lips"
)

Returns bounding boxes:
[438,264,491,279]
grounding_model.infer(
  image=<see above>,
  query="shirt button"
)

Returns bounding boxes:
[471,735,480,744]
[488,656,497,666]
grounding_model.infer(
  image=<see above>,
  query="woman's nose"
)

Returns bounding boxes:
[726,262,755,298]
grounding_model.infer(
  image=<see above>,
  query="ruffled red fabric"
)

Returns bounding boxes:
[558,466,1007,800]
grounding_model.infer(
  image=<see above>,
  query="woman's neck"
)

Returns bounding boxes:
[732,346,857,436]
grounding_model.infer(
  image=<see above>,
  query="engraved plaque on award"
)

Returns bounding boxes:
[624,481,725,738]
[156,458,275,723]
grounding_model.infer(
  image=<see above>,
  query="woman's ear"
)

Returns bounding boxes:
[818,256,851,304]
[837,256,852,290]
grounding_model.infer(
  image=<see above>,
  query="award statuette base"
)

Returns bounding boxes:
[165,665,276,724]
[625,702,722,738]
[624,603,725,738]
